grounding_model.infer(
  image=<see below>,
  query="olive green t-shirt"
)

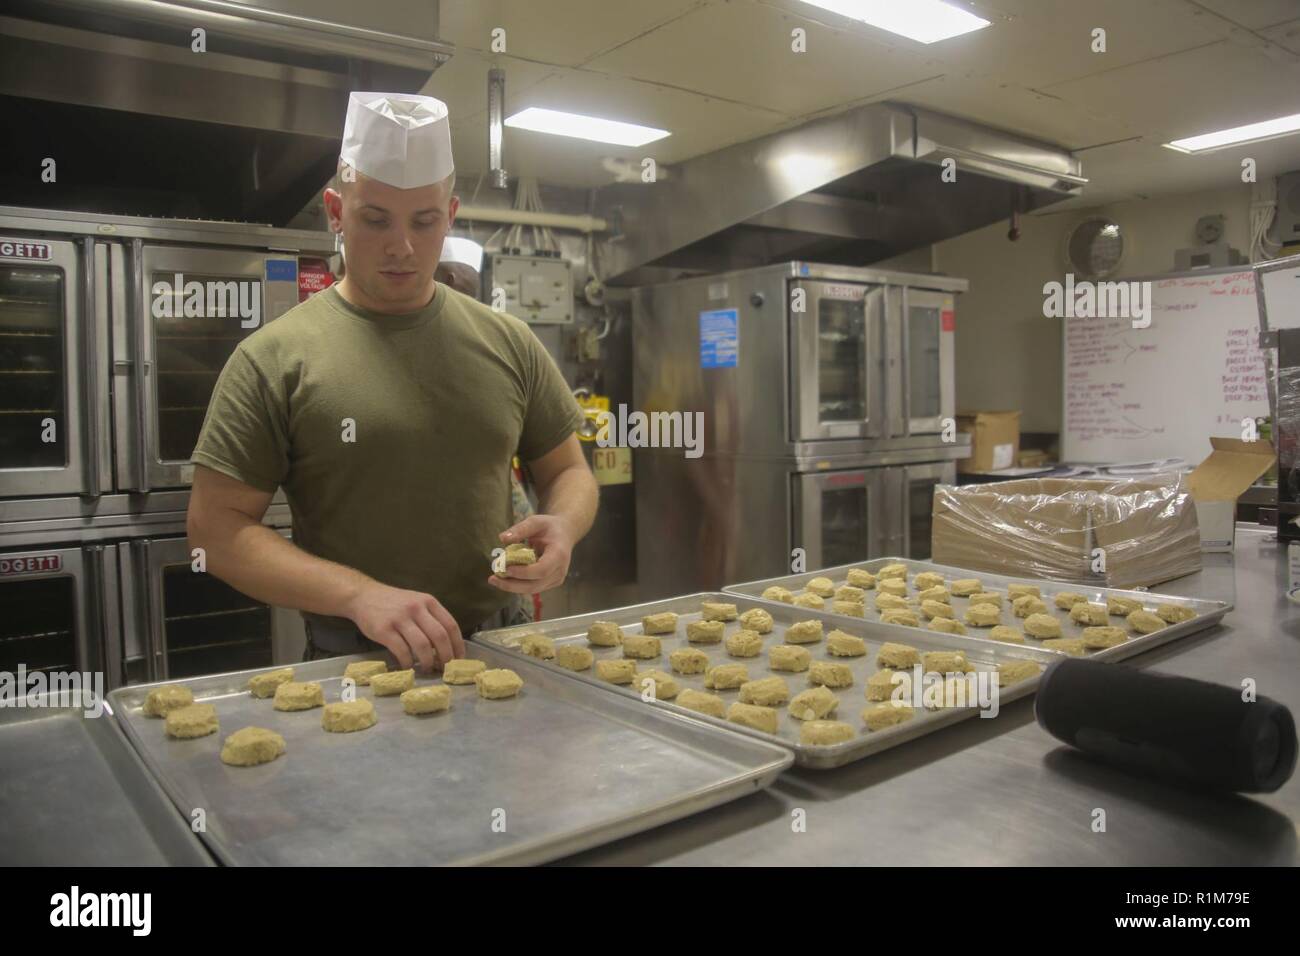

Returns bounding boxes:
[191,283,584,632]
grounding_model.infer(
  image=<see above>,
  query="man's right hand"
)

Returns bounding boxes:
[346,584,465,672]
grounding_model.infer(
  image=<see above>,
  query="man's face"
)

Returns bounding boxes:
[434,261,481,299]
[323,169,460,313]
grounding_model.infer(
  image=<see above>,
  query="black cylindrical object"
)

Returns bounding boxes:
[1035,658,1296,793]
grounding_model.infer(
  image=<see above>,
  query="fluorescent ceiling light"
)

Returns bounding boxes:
[798,0,990,44]
[504,107,669,147]
[1164,112,1300,153]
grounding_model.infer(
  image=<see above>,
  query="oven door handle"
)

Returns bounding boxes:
[81,544,106,679]
[80,237,103,497]
[131,538,164,681]
[131,239,152,492]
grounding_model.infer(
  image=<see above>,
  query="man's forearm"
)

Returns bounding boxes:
[191,512,374,620]
[535,463,599,542]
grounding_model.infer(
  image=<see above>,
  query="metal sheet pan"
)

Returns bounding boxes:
[0,690,214,865]
[107,644,791,866]
[723,557,1231,663]
[475,593,1059,770]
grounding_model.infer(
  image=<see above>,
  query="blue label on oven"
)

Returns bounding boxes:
[700,308,738,368]
[265,259,297,282]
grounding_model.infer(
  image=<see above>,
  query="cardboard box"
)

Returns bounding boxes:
[956,411,1020,474]
[1186,437,1274,551]
[932,475,1201,589]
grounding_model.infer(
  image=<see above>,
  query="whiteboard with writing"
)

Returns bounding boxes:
[1062,270,1264,464]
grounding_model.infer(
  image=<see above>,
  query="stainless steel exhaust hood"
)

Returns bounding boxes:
[0,0,453,224]
[595,102,1085,286]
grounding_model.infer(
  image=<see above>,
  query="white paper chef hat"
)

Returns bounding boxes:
[339,92,454,189]
[441,236,484,273]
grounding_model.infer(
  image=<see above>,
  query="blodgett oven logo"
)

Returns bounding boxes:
[0,238,52,260]
[0,554,62,575]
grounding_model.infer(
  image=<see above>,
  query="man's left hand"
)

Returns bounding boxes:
[488,515,573,593]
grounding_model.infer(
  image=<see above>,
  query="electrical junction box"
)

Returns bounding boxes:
[489,254,573,324]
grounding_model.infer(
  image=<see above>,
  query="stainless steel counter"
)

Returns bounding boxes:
[559,526,1300,865]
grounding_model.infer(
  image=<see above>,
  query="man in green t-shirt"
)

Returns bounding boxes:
[186,92,598,670]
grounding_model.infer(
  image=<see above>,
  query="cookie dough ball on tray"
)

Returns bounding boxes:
[143,685,193,717]
[443,659,486,684]
[762,585,796,604]
[728,702,779,733]
[739,676,790,707]
[670,648,710,675]
[789,685,839,721]
[769,644,811,672]
[274,682,324,712]
[928,617,966,636]
[678,689,726,717]
[587,621,623,647]
[247,668,294,699]
[220,727,285,766]
[1023,614,1062,639]
[165,703,219,739]
[401,685,451,715]
[738,608,774,633]
[704,663,750,690]
[725,629,764,658]
[322,699,376,732]
[556,645,594,671]
[687,620,724,644]
[800,720,854,746]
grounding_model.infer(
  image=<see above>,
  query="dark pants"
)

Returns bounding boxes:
[302,600,535,662]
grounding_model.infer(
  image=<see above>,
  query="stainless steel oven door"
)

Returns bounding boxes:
[122,528,306,682]
[0,543,117,683]
[126,244,299,491]
[789,280,884,442]
[792,467,885,571]
[897,461,955,560]
[891,287,956,437]
[0,236,110,497]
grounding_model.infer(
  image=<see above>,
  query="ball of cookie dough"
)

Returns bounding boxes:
[475,668,524,699]
[641,612,678,635]
[630,669,680,700]
[866,668,910,702]
[701,601,738,622]
[143,685,193,717]
[768,644,811,672]
[784,620,823,644]
[1127,609,1166,634]
[1023,613,1063,639]
[728,702,779,733]
[1042,638,1086,656]
[1007,584,1041,600]
[322,699,377,733]
[845,568,876,589]
[401,685,451,715]
[988,625,1025,644]
[832,600,866,617]
[273,681,324,712]
[1053,591,1087,610]
[789,685,839,721]
[921,599,954,620]
[963,603,1000,627]
[1012,595,1048,618]
[670,647,710,675]
[762,585,796,603]
[220,726,285,766]
[862,701,915,731]
[834,585,866,603]
[344,661,388,686]
[1106,595,1143,616]
[443,659,487,684]
[877,562,908,580]
[950,578,982,597]
[622,635,661,659]
[678,688,726,717]
[913,572,946,591]
[969,592,1003,608]
[519,634,556,659]
[1069,602,1108,627]
[1156,603,1196,624]
[800,720,854,746]
[739,676,790,707]
[809,660,854,689]
[873,592,909,611]
[164,703,219,739]
[587,621,623,647]
[826,630,867,657]
[738,608,774,633]
[805,577,836,598]
[704,663,749,690]
[247,668,294,699]
[997,661,1041,687]
[596,659,637,684]
[1081,626,1128,649]
[877,641,920,668]
[793,592,825,609]
[877,579,908,598]
[556,645,594,671]
[686,620,725,643]
[880,609,921,628]
[502,542,536,566]
[928,616,967,636]
[725,628,764,658]
[370,669,415,697]
[917,586,951,604]
[922,650,973,674]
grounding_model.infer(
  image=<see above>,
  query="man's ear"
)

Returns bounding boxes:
[447,194,460,228]
[323,187,344,232]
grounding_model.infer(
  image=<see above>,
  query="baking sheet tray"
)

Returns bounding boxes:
[107,643,791,866]
[723,557,1231,663]
[475,593,1060,770]
[0,690,214,865]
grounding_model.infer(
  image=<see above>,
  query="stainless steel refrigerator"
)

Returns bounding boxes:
[633,261,969,599]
